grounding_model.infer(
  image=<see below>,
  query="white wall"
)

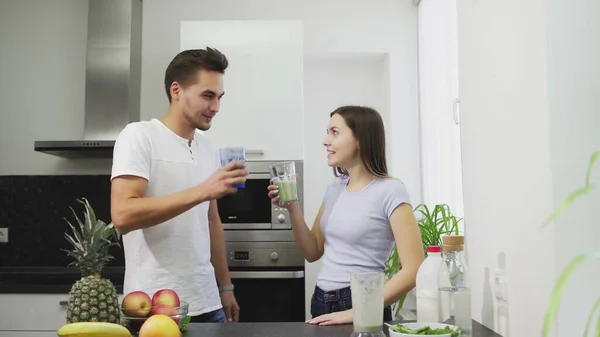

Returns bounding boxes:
[141,0,419,320]
[0,0,112,175]
[303,53,391,318]
[544,0,600,335]
[457,0,556,336]
[457,0,599,336]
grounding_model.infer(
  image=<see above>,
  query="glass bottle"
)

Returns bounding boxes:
[493,252,509,336]
[438,235,472,336]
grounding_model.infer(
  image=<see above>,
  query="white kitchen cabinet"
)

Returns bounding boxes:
[0,294,123,332]
[180,21,304,161]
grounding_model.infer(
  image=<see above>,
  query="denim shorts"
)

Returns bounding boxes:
[189,308,227,323]
[310,286,393,322]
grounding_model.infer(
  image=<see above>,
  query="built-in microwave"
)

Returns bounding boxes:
[216,160,304,231]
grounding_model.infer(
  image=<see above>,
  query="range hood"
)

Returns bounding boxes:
[34,0,142,159]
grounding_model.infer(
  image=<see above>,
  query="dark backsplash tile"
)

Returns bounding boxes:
[0,175,125,267]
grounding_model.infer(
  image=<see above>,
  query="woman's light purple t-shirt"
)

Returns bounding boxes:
[316,175,412,291]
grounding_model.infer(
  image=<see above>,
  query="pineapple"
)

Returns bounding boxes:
[62,198,122,324]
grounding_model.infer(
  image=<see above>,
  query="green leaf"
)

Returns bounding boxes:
[582,296,600,337]
[64,233,83,252]
[78,197,97,224]
[542,252,600,337]
[539,150,599,336]
[64,218,83,246]
[585,151,599,186]
[540,184,595,229]
[543,150,599,229]
[180,315,191,332]
[385,202,462,310]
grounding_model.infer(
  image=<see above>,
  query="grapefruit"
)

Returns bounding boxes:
[138,314,181,337]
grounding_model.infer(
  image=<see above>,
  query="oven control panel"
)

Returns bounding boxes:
[271,207,291,230]
[225,241,304,268]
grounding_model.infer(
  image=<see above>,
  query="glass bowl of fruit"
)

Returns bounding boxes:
[120,313,148,335]
[149,301,189,329]
[120,301,189,334]
[120,289,190,335]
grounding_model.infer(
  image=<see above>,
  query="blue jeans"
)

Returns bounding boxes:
[310,286,393,322]
[190,308,227,323]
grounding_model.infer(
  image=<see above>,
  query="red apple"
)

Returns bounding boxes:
[139,314,181,337]
[151,289,180,307]
[151,304,180,324]
[121,291,152,317]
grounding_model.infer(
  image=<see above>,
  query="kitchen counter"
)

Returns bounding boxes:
[178,320,501,337]
[8,321,501,337]
[0,266,124,293]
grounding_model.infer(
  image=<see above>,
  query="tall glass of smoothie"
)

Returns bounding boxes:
[269,161,298,205]
[350,271,386,337]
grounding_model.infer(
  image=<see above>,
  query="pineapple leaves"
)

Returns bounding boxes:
[63,198,121,275]
[64,218,84,250]
[77,197,97,225]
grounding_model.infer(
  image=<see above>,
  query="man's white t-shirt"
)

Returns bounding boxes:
[111,118,222,316]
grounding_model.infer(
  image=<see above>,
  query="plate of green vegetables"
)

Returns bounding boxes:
[388,322,462,337]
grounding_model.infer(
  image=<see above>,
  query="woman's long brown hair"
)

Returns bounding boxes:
[330,105,388,178]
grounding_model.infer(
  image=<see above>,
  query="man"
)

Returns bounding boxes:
[110,47,246,323]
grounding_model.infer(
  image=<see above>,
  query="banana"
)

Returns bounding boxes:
[57,322,131,337]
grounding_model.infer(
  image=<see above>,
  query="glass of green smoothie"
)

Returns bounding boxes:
[269,161,298,205]
[350,271,386,337]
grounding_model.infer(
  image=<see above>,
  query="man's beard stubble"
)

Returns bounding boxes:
[184,110,210,132]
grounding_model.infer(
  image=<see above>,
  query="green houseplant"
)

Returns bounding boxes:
[384,203,463,318]
[541,150,599,337]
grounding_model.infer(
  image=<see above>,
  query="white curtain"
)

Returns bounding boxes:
[417,0,465,227]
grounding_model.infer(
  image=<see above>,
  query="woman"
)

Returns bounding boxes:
[267,105,424,326]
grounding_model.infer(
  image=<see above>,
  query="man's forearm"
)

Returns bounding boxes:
[112,185,208,235]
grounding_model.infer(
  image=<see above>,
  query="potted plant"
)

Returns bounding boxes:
[541,150,599,336]
[384,203,463,319]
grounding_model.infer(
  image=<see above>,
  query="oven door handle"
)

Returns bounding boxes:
[248,173,271,179]
[229,271,304,279]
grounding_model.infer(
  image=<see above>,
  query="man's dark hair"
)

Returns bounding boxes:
[164,47,229,102]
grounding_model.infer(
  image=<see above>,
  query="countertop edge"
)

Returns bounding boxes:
[0,284,124,294]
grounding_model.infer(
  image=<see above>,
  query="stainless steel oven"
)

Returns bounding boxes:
[216,160,304,231]
[225,241,306,322]
[218,160,306,322]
